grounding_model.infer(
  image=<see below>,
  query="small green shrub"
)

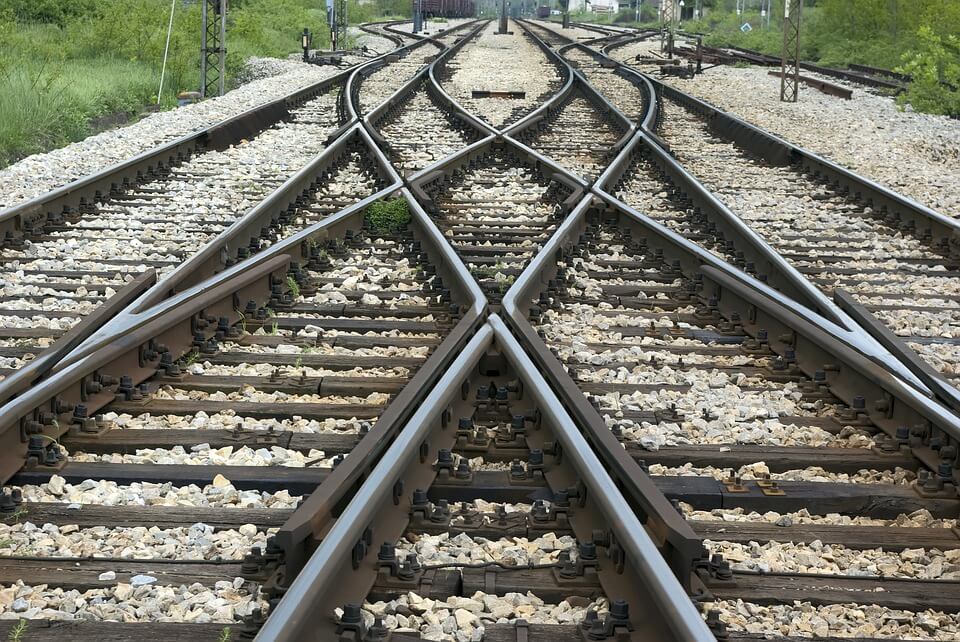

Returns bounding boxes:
[366,198,411,234]
[286,275,301,299]
[8,619,27,642]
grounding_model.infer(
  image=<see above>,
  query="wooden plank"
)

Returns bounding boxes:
[0,559,242,591]
[691,519,960,551]
[0,328,64,339]
[157,374,409,396]
[652,475,960,518]
[461,568,602,602]
[11,463,329,494]
[715,572,960,612]
[237,334,439,348]
[0,620,899,642]
[0,622,233,642]
[288,303,437,318]
[1,502,294,530]
[274,317,439,333]
[638,445,917,474]
[107,399,383,420]
[63,429,358,455]
[201,352,423,370]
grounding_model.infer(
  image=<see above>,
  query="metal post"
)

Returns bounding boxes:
[695,35,702,74]
[200,0,226,98]
[661,0,676,56]
[301,28,312,62]
[498,0,508,32]
[562,0,570,28]
[780,0,801,102]
[335,0,347,50]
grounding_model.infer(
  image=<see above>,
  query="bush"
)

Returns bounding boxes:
[0,0,351,168]
[896,27,960,116]
[366,198,411,234]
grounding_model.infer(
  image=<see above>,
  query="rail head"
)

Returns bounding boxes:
[255,317,715,641]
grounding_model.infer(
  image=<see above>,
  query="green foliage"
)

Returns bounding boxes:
[286,275,301,299]
[896,27,960,116]
[366,198,411,234]
[218,627,233,642]
[6,0,97,27]
[0,0,337,168]
[7,619,27,642]
[684,0,960,116]
[0,57,158,166]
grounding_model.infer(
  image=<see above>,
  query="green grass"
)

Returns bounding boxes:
[366,198,411,234]
[0,58,159,166]
[0,0,416,169]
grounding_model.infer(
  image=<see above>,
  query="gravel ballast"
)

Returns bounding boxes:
[0,57,365,210]
[609,39,960,220]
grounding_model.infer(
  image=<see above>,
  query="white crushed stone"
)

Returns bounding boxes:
[16,474,300,508]
[0,578,263,623]
[348,592,607,641]
[706,599,960,639]
[0,58,365,210]
[0,522,269,561]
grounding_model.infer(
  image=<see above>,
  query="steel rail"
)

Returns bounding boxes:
[426,20,500,138]
[0,22,461,401]
[0,64,363,241]
[408,133,588,219]
[646,77,960,254]
[498,193,709,589]
[344,33,445,123]
[256,316,716,641]
[65,123,399,358]
[0,271,155,405]
[632,77,952,394]
[361,22,490,161]
[0,166,500,485]
[522,19,938,395]
[553,39,660,129]
[489,313,715,641]
[253,323,495,641]
[504,71,636,164]
[267,183,487,578]
[357,21,407,48]
[599,130,847,327]
[502,182,960,484]
[499,20,576,136]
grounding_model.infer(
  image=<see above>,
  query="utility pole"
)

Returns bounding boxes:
[562,0,570,29]
[780,0,801,102]
[498,0,508,32]
[200,0,226,98]
[328,0,347,49]
[661,0,677,56]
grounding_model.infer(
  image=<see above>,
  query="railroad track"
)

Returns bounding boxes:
[613,92,960,387]
[0,15,958,642]
[518,216,960,635]
[436,21,565,129]
[411,142,582,306]
[0,73,349,395]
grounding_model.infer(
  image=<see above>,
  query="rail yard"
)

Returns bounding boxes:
[0,12,958,642]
